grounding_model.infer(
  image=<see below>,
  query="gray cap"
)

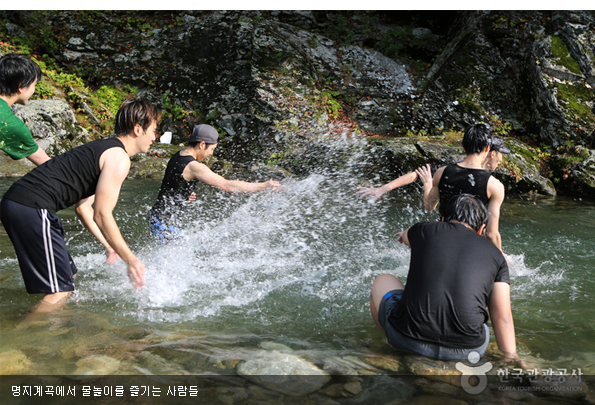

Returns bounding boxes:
[490,135,511,154]
[183,124,219,144]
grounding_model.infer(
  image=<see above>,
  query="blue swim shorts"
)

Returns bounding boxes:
[378,289,490,361]
[148,212,182,244]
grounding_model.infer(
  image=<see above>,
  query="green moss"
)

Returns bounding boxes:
[554,82,595,121]
[550,36,582,75]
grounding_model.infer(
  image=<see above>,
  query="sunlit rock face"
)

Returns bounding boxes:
[1,11,594,196]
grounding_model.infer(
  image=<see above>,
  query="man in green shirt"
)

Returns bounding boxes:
[0,53,50,165]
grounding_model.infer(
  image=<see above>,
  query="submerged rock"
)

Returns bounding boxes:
[0,350,33,374]
[236,350,330,396]
[74,354,121,375]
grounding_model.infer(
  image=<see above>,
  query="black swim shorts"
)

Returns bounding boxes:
[378,289,490,360]
[1,198,77,294]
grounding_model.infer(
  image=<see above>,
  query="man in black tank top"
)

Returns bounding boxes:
[0,99,161,311]
[422,124,507,252]
[148,124,283,243]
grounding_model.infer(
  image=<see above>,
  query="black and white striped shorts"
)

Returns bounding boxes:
[1,198,77,294]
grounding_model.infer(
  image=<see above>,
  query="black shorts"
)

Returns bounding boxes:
[1,198,77,294]
[378,289,490,360]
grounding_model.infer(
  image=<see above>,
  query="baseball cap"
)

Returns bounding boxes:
[490,136,511,154]
[183,124,219,144]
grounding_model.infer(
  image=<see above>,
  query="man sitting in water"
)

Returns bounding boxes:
[148,124,283,243]
[1,98,161,311]
[370,193,517,360]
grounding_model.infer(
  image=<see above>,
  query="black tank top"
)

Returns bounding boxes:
[438,164,491,216]
[150,151,198,224]
[3,138,126,212]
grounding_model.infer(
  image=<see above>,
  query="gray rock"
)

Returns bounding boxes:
[12,99,92,157]
[236,350,330,396]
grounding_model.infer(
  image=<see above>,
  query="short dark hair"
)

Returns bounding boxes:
[462,124,491,155]
[188,141,216,148]
[114,98,162,135]
[442,193,488,232]
[0,53,42,96]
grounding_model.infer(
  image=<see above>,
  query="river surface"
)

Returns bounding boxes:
[1,172,594,403]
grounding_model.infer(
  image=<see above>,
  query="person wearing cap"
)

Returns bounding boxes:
[148,124,283,242]
[419,124,509,252]
[356,134,511,201]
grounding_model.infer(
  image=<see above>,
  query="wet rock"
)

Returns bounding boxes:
[74,354,121,375]
[133,352,190,375]
[406,356,463,387]
[362,354,403,373]
[236,350,330,396]
[339,375,416,404]
[318,377,363,398]
[0,350,32,374]
[404,395,467,405]
[322,356,381,375]
[259,341,293,351]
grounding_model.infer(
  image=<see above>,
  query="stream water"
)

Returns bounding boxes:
[1,161,594,403]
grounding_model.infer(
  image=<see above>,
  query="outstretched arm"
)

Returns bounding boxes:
[486,178,505,252]
[26,147,51,166]
[488,281,517,359]
[187,161,282,192]
[356,171,418,199]
[75,195,120,264]
[93,148,145,289]
[395,228,411,247]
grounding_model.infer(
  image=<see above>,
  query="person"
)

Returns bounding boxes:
[370,194,517,361]
[356,133,511,199]
[0,98,161,311]
[0,53,51,165]
[420,125,508,251]
[148,124,283,242]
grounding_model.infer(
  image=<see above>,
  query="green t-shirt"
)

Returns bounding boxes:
[0,98,38,160]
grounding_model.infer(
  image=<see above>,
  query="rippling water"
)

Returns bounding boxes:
[1,158,594,400]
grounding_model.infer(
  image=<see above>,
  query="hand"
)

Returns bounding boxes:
[264,180,285,191]
[106,249,120,265]
[127,258,146,289]
[188,192,196,201]
[395,231,405,244]
[356,186,387,199]
[415,164,433,187]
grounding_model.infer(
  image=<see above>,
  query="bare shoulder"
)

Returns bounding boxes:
[99,147,131,172]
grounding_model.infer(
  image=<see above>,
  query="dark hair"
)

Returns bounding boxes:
[114,98,162,135]
[442,193,488,232]
[462,124,491,155]
[0,53,42,96]
[188,141,216,148]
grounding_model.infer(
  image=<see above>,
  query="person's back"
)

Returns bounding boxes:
[150,151,199,226]
[438,164,491,217]
[390,220,508,348]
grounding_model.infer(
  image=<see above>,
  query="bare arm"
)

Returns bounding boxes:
[488,281,517,358]
[93,148,145,289]
[74,195,120,264]
[186,161,281,192]
[486,178,505,252]
[26,147,51,166]
[395,228,410,247]
[424,167,444,212]
[356,171,418,199]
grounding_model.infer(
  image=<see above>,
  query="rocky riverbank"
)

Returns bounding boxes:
[1,11,594,198]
